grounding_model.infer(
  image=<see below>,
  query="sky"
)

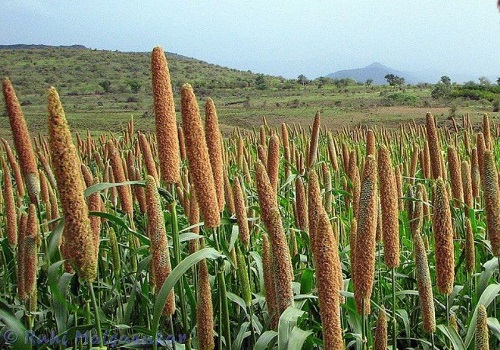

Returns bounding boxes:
[1,1,499,82]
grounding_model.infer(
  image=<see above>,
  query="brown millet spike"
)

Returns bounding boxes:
[483,150,500,256]
[204,98,225,212]
[432,178,455,295]
[352,165,361,221]
[138,132,159,185]
[327,132,339,171]
[425,113,442,179]
[295,176,308,232]
[483,114,491,150]
[181,84,220,228]
[374,306,388,350]
[178,126,187,161]
[377,145,400,268]
[2,139,25,197]
[88,177,102,260]
[267,134,280,196]
[233,177,250,249]
[475,305,489,350]
[145,175,175,315]
[314,209,343,350]
[413,232,436,333]
[47,87,96,282]
[281,123,291,178]
[197,257,215,350]
[307,170,322,254]
[255,161,293,312]
[461,160,473,212]
[365,129,376,157]
[262,233,279,329]
[2,78,39,204]
[223,171,235,215]
[2,155,17,246]
[465,217,475,274]
[24,204,38,299]
[307,111,320,169]
[107,141,134,215]
[151,46,180,184]
[477,132,486,187]
[471,148,480,198]
[447,146,464,206]
[354,155,378,315]
[322,163,333,215]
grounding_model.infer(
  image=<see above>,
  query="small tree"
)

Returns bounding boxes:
[440,76,451,86]
[255,74,267,90]
[365,79,373,87]
[128,80,141,93]
[385,74,405,89]
[99,80,112,93]
[297,74,309,86]
[479,76,491,87]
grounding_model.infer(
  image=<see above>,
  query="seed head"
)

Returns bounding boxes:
[204,98,225,212]
[151,46,180,184]
[47,87,96,282]
[432,178,455,295]
[374,306,388,350]
[181,84,220,228]
[377,145,400,268]
[145,175,175,315]
[413,232,436,333]
[475,304,489,350]
[233,177,250,248]
[2,78,39,204]
[354,155,378,315]
[483,150,500,256]
[196,258,215,350]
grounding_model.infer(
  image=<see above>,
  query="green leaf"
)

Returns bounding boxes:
[47,218,64,261]
[84,181,143,198]
[299,269,314,294]
[477,257,498,297]
[287,327,313,350]
[226,292,248,317]
[232,321,250,350]
[151,248,223,344]
[464,283,500,348]
[277,306,306,350]
[254,330,278,350]
[0,309,28,350]
[487,317,500,341]
[437,324,465,350]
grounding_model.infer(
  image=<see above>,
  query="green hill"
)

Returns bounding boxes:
[0,45,275,102]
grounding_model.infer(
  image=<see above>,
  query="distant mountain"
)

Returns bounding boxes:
[327,62,422,85]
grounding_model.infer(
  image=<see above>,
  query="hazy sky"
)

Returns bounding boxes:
[1,1,499,82]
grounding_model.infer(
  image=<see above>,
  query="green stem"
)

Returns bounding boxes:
[213,227,231,350]
[169,201,191,350]
[361,298,367,350]
[169,315,177,350]
[245,251,256,347]
[392,268,397,350]
[88,281,103,348]
[430,332,435,350]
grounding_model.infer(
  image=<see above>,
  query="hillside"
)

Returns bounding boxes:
[0,45,277,101]
[0,45,496,140]
[327,62,421,85]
